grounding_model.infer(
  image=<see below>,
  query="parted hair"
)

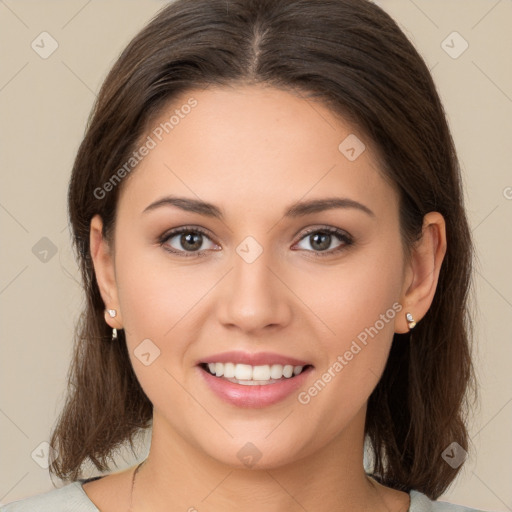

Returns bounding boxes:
[50,0,476,499]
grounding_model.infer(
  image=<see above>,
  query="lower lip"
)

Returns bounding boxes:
[198,365,313,408]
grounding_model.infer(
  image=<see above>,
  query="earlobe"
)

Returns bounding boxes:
[395,212,447,334]
[89,214,123,329]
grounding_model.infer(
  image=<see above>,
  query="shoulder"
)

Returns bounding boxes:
[409,490,496,512]
[0,479,99,512]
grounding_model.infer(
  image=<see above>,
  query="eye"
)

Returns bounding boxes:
[293,227,353,256]
[158,225,353,258]
[159,226,219,257]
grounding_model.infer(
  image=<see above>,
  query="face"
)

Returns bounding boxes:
[94,84,413,469]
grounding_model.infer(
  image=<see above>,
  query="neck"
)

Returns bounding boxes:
[131,407,408,512]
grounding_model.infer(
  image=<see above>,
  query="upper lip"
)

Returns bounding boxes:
[198,351,312,367]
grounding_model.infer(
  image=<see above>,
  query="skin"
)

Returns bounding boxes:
[85,84,446,512]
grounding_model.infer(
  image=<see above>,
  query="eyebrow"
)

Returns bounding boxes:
[142,195,375,219]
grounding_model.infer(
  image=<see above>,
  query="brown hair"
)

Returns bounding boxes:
[50,0,476,499]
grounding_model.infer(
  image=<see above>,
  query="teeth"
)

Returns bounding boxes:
[252,365,270,380]
[224,362,236,378]
[205,362,306,381]
[282,365,293,378]
[270,364,283,379]
[235,364,253,380]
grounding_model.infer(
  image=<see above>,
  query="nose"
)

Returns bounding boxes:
[215,247,293,334]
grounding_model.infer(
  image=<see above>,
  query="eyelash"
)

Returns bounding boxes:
[158,225,354,258]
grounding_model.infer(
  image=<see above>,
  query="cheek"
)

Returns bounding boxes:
[115,236,210,335]
[305,235,404,349]
[113,245,209,413]
[113,239,219,390]
[295,239,404,426]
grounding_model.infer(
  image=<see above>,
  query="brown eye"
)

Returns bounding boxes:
[309,232,332,251]
[160,227,218,256]
[178,232,203,251]
[295,227,353,256]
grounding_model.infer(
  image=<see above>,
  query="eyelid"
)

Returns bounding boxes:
[296,225,352,240]
[292,225,353,257]
[158,225,219,257]
[158,224,353,257]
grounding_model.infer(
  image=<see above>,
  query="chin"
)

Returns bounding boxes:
[199,434,313,472]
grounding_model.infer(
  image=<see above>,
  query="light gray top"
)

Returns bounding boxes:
[0,478,492,511]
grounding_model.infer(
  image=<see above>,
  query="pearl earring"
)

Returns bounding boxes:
[106,309,118,340]
[406,312,416,330]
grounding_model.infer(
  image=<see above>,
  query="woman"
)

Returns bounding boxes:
[1,0,489,510]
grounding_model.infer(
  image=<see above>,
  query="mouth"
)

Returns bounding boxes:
[196,352,314,408]
[199,361,313,385]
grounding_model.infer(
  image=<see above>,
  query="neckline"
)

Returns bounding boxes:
[77,476,104,511]
[76,477,421,511]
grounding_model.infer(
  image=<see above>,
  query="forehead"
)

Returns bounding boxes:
[117,84,398,222]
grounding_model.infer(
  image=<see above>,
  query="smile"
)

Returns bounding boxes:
[201,362,311,385]
[197,351,314,407]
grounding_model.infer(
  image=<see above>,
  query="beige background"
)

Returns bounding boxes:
[1,0,511,509]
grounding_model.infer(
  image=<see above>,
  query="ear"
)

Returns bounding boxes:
[90,214,123,330]
[395,211,447,334]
